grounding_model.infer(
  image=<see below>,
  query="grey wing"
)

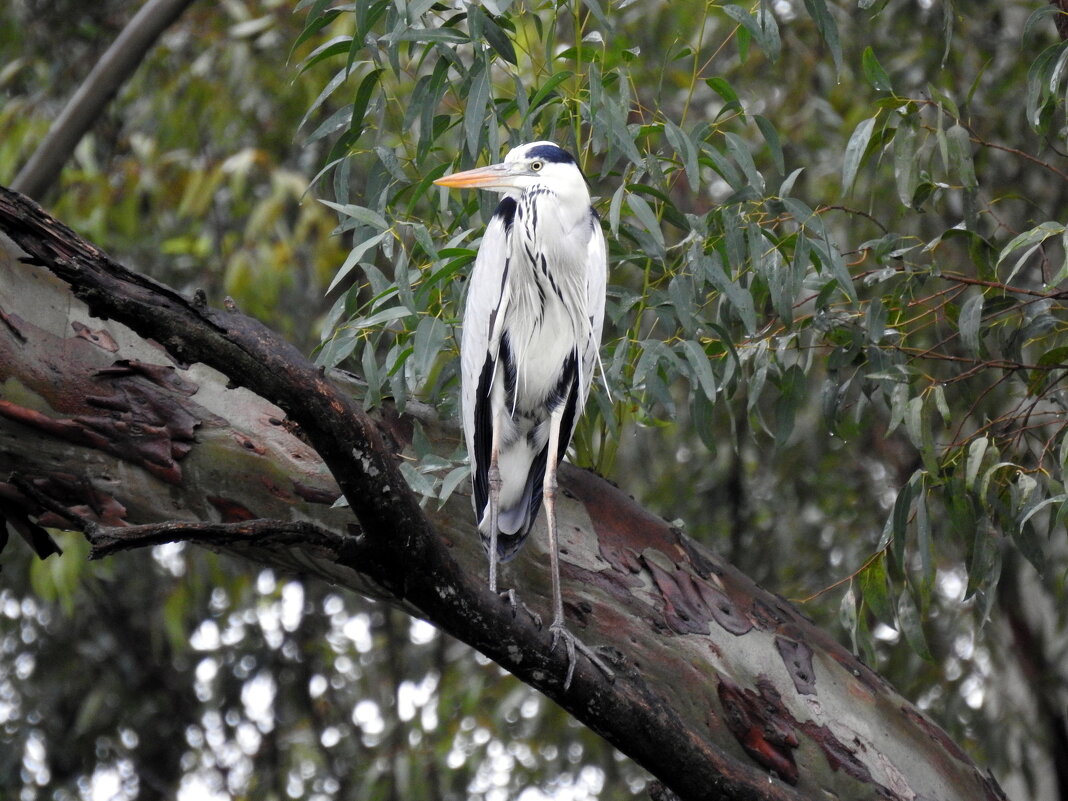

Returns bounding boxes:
[461,207,513,520]
[579,213,608,404]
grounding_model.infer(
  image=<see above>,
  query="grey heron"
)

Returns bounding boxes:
[434,141,612,687]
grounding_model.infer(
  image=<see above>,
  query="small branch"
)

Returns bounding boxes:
[84,518,346,560]
[970,136,1068,184]
[939,270,1065,299]
[816,204,890,234]
[12,0,200,199]
[9,471,346,559]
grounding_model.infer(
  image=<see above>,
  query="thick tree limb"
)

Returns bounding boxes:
[0,185,1008,801]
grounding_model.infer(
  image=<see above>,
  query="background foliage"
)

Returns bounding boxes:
[2,1,1068,800]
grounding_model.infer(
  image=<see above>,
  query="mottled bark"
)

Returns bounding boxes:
[0,185,1007,801]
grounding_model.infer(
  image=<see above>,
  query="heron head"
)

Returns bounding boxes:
[434,141,587,200]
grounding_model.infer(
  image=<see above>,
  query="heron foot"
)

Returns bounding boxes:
[499,589,543,629]
[549,621,616,690]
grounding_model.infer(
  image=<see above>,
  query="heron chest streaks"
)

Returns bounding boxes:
[497,186,594,415]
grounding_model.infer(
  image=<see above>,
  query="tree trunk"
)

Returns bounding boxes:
[0,185,1007,801]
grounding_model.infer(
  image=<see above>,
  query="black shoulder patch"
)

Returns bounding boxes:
[472,354,495,522]
[525,143,577,165]
[494,196,517,230]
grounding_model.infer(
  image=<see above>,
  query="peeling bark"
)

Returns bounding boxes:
[0,185,1009,801]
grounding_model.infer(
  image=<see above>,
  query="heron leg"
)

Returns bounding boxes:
[487,413,502,594]
[543,408,614,690]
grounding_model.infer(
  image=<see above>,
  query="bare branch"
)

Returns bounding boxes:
[12,0,200,199]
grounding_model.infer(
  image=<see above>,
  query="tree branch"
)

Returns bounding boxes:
[12,0,201,199]
[9,471,345,559]
[0,184,1008,801]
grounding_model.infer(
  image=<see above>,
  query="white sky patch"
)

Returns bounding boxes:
[14,652,34,680]
[256,570,277,595]
[280,581,304,631]
[235,721,263,754]
[343,613,373,653]
[397,673,438,722]
[151,542,187,576]
[937,568,965,601]
[22,729,49,786]
[321,726,341,748]
[962,674,985,709]
[873,622,899,643]
[191,620,221,651]
[89,765,123,801]
[242,672,277,732]
[353,699,384,736]
[409,618,437,645]
[309,674,328,699]
[514,765,606,801]
[195,657,218,686]
[178,773,230,801]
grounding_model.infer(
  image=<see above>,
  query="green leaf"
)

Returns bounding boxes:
[299,35,355,72]
[979,461,1020,502]
[529,70,573,111]
[904,395,938,475]
[399,460,438,498]
[705,76,742,114]
[697,248,757,334]
[945,124,977,189]
[1024,6,1063,42]
[438,465,470,507]
[319,200,389,230]
[897,588,933,660]
[382,26,469,45]
[861,46,893,92]
[468,5,517,64]
[926,83,960,121]
[326,231,388,294]
[784,198,857,303]
[965,438,989,492]
[1026,42,1068,130]
[958,292,984,355]
[627,194,665,255]
[932,384,950,427]
[348,66,385,143]
[678,340,717,400]
[915,488,935,600]
[842,116,877,196]
[840,584,858,646]
[693,390,718,454]
[464,60,491,157]
[996,221,1065,284]
[858,552,894,625]
[353,305,414,330]
[410,315,448,389]
[754,115,785,176]
[887,471,919,574]
[664,119,700,190]
[803,0,842,75]
[724,132,765,193]
[721,4,780,62]
[772,364,806,447]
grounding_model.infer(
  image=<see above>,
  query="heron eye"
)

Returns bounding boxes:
[530,160,544,171]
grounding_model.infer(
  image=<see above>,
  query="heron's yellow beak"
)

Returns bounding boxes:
[433,163,514,189]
